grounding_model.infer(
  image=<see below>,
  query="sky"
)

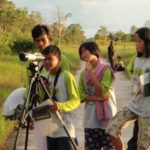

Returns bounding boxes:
[11,0,150,38]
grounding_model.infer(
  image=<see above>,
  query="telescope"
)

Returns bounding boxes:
[19,52,45,61]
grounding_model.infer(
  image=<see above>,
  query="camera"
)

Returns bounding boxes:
[19,52,45,61]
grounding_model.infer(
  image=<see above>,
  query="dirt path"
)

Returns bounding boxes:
[8,61,134,150]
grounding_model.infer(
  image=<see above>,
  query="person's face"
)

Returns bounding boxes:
[34,34,50,53]
[80,47,96,62]
[44,53,60,73]
[135,33,145,53]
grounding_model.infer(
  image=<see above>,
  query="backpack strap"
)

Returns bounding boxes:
[52,67,61,101]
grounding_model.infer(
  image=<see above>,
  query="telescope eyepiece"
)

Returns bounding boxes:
[19,53,28,61]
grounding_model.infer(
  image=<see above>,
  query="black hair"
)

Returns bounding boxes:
[43,45,61,58]
[79,41,101,60]
[32,24,51,40]
[135,27,150,57]
[117,56,122,59]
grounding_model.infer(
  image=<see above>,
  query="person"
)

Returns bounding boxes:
[78,41,117,150]
[126,44,142,150]
[106,27,150,150]
[31,24,70,72]
[3,87,26,120]
[26,24,71,150]
[114,56,125,71]
[41,45,80,150]
[108,40,115,71]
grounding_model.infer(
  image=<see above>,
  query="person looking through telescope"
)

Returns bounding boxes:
[37,45,80,150]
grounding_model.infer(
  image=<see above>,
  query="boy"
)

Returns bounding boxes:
[31,24,70,71]
[42,45,80,150]
[114,56,125,71]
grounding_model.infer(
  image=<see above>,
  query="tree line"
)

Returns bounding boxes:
[0,0,138,55]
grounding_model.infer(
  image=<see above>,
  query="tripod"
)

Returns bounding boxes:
[13,61,78,150]
[13,62,40,150]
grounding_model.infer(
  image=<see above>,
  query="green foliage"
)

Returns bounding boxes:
[50,23,86,46]
[11,36,34,54]
[61,44,81,71]
[0,54,26,149]
[0,113,15,149]
[0,27,12,54]
[0,0,44,55]
[0,55,26,105]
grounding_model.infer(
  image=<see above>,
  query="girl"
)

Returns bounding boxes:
[106,27,150,150]
[78,41,117,150]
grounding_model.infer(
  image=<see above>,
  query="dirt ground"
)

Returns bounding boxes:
[8,61,134,150]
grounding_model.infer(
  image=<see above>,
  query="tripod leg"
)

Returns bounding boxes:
[13,125,21,150]
[13,102,27,150]
[24,116,31,150]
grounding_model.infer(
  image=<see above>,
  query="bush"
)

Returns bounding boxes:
[11,37,34,54]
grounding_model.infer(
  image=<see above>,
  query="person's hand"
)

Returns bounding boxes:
[25,116,34,130]
[103,93,109,101]
[49,101,60,112]
[85,62,93,73]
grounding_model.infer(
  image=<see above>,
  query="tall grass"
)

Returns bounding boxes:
[0,55,26,149]
[0,55,26,106]
[60,44,81,71]
[0,113,15,150]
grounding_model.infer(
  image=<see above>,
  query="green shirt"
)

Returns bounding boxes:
[78,68,113,101]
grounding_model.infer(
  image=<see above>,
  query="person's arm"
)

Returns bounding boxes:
[100,68,113,97]
[57,71,80,112]
[78,68,113,102]
[127,55,136,79]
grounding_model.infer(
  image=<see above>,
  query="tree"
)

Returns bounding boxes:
[95,26,108,44]
[130,25,138,41]
[0,0,16,31]
[130,25,138,35]
[67,24,85,45]
[0,0,45,54]
[53,7,72,47]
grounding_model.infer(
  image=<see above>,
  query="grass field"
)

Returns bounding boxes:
[0,43,136,149]
[100,42,136,65]
[0,55,26,149]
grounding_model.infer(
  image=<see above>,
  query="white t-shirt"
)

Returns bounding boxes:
[3,87,26,116]
[127,57,150,117]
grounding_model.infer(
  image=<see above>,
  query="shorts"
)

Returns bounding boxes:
[84,128,114,150]
[106,107,150,150]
